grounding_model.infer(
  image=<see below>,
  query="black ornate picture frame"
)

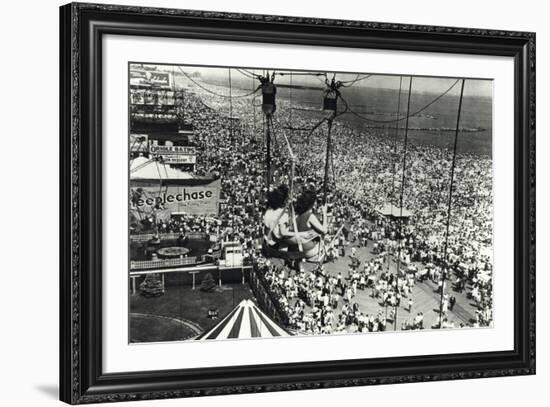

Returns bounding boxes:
[59,2,535,404]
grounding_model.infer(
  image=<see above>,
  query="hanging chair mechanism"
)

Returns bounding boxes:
[260,72,346,264]
[323,77,341,114]
[260,72,277,116]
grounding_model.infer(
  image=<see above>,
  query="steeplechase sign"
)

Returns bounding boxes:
[130,179,220,217]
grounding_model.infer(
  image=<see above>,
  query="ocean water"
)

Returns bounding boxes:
[185,73,493,155]
[281,86,493,156]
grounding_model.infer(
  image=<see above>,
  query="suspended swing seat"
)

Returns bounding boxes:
[262,231,320,261]
[262,243,306,261]
[262,207,346,264]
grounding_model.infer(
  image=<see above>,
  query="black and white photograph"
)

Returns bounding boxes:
[0,0,543,405]
[128,63,494,343]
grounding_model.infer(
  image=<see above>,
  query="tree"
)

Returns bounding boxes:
[200,272,217,292]
[139,273,165,297]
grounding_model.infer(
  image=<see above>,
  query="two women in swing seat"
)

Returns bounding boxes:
[263,185,328,262]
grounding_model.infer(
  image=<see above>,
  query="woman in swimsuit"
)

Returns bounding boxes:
[263,185,291,249]
[290,189,328,261]
[262,185,318,256]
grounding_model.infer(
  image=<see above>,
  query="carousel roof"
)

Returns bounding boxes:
[196,300,290,340]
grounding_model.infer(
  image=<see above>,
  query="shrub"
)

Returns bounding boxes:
[200,272,217,292]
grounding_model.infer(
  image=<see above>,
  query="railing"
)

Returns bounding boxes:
[130,231,214,243]
[130,232,182,243]
[130,256,199,270]
[248,264,289,326]
[187,231,209,240]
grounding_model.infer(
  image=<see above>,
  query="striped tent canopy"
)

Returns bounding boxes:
[196,300,290,340]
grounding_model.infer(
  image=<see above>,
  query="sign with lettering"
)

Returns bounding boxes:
[131,89,175,105]
[161,155,197,164]
[131,179,220,218]
[150,145,196,155]
[130,69,172,89]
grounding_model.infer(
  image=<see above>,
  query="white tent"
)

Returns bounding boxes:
[196,300,290,340]
[130,156,193,180]
[376,203,412,218]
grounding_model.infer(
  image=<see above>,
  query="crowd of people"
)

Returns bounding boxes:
[131,71,494,332]
[256,254,435,334]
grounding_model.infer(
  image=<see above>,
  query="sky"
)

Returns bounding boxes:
[136,64,493,98]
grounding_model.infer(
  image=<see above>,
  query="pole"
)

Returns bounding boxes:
[289,72,293,127]
[391,76,403,209]
[394,76,413,331]
[387,76,403,273]
[228,68,233,147]
[181,90,185,123]
[252,74,256,140]
[266,115,272,189]
[438,79,466,328]
[323,118,333,205]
